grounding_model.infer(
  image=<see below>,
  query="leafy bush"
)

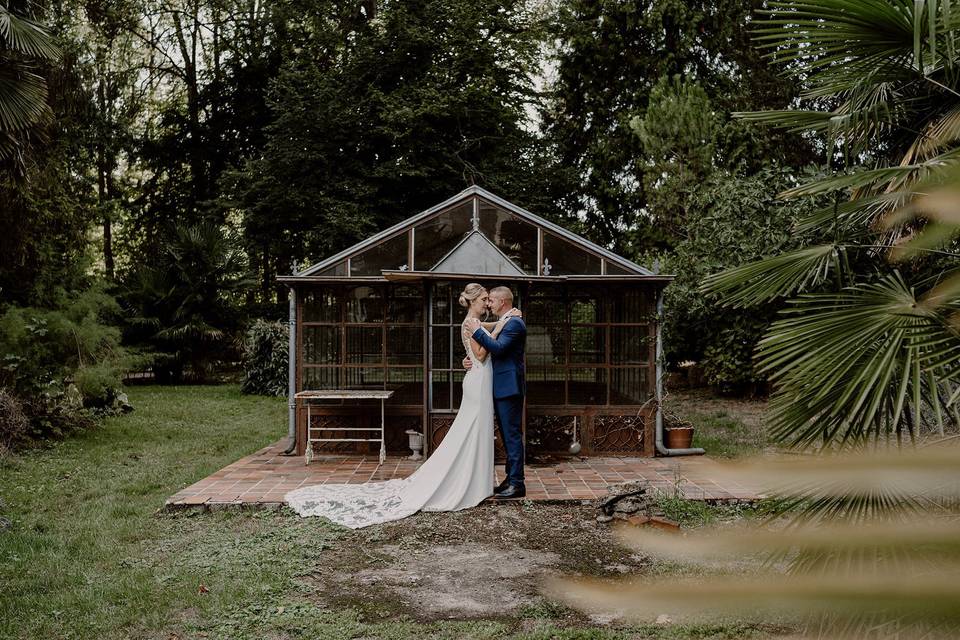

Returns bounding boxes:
[0,388,28,452]
[122,222,251,383]
[0,286,133,444]
[658,167,825,394]
[241,319,289,396]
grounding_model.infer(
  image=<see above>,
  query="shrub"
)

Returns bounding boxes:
[656,167,825,395]
[240,319,289,396]
[121,222,251,383]
[0,388,29,452]
[0,286,132,444]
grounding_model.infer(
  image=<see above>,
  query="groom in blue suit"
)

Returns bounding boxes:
[465,285,527,499]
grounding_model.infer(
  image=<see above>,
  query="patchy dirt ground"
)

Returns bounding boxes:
[302,500,651,623]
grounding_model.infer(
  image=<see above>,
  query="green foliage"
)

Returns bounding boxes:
[240,319,289,397]
[122,222,251,383]
[0,24,99,307]
[0,4,61,170]
[703,0,960,448]
[0,286,132,442]
[631,75,719,244]
[541,0,815,254]
[661,167,821,392]
[237,0,549,304]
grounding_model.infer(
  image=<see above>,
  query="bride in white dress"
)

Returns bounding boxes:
[285,283,519,529]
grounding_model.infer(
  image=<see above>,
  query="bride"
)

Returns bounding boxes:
[285,283,520,529]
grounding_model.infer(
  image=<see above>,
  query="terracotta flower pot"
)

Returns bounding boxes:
[665,426,694,449]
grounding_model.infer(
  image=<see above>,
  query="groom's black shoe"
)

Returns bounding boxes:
[494,479,510,494]
[494,484,526,499]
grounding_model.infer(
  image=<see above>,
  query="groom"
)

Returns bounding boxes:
[464,286,527,499]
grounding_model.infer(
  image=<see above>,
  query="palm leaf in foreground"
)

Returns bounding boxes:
[700,244,838,308]
[757,272,960,449]
[549,447,960,639]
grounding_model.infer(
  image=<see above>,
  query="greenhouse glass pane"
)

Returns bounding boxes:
[387,326,422,365]
[389,284,423,323]
[302,288,340,323]
[303,366,339,389]
[526,285,564,325]
[387,367,423,405]
[526,367,566,405]
[350,233,409,275]
[413,202,474,270]
[542,232,601,275]
[526,325,566,366]
[610,288,653,323]
[431,326,452,369]
[431,282,453,325]
[611,326,649,364]
[314,261,347,276]
[345,326,383,364]
[604,261,633,275]
[570,326,604,364]
[431,370,450,410]
[569,287,604,323]
[451,369,466,409]
[344,367,386,388]
[478,202,538,273]
[302,326,340,365]
[345,286,384,322]
[610,368,649,404]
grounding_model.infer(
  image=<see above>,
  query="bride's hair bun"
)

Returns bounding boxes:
[458,283,485,308]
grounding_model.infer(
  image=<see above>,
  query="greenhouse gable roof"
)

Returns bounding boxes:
[294,186,656,279]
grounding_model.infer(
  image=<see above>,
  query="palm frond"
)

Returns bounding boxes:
[904,104,960,162]
[0,68,49,134]
[0,8,61,60]
[780,149,960,199]
[794,191,913,234]
[700,245,838,308]
[757,273,960,450]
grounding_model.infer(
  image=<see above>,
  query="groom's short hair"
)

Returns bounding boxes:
[490,286,513,303]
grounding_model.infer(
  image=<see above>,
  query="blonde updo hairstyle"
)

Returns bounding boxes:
[458,283,487,309]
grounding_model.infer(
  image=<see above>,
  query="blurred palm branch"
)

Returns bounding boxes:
[551,447,960,638]
[700,0,960,450]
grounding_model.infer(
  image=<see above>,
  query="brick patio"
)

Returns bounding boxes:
[164,439,762,509]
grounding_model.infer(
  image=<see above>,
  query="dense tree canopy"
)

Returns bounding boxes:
[1,0,843,400]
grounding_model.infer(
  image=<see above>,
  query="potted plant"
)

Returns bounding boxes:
[663,411,695,449]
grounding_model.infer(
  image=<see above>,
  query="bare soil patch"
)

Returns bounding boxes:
[302,501,651,622]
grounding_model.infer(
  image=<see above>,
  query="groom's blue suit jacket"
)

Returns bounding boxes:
[472,318,526,399]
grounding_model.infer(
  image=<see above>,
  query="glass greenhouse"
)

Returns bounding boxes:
[279,187,674,460]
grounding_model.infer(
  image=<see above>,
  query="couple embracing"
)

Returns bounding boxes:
[286,283,527,529]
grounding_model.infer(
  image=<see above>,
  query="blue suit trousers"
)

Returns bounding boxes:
[495,395,524,488]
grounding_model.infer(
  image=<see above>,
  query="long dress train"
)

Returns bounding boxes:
[284,321,494,529]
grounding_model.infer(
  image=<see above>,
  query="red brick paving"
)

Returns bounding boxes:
[165,439,762,509]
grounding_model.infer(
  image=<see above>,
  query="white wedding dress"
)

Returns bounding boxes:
[285,320,495,528]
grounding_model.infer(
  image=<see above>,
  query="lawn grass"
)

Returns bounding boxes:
[0,385,298,639]
[662,389,771,458]
[0,385,783,640]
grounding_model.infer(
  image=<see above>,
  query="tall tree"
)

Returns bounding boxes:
[540,0,812,254]
[0,3,99,306]
[238,0,548,305]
